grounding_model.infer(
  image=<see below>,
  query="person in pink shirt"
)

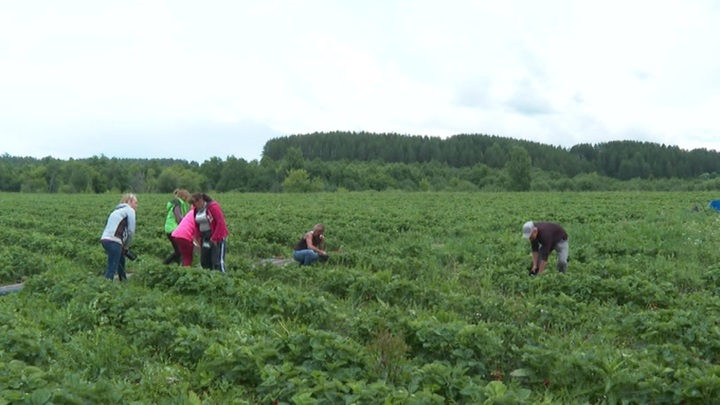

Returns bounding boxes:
[171,210,199,267]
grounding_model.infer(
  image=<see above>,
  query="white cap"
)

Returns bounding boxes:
[522,221,535,238]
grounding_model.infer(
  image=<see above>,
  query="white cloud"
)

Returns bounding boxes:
[1,0,720,161]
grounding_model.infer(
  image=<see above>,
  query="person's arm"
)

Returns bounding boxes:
[172,200,183,224]
[190,207,199,234]
[537,258,548,273]
[125,208,136,249]
[530,239,540,273]
[537,243,551,274]
[305,233,326,255]
[208,203,228,243]
[190,214,201,245]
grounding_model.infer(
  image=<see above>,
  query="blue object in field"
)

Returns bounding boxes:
[0,282,24,296]
[710,200,720,212]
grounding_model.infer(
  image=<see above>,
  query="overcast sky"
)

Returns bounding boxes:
[2,1,719,163]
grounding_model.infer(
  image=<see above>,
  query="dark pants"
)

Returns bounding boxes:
[102,240,127,281]
[163,233,181,265]
[200,237,226,273]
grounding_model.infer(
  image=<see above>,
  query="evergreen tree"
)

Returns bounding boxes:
[506,146,531,191]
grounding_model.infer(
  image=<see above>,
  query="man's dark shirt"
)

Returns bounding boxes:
[531,222,568,260]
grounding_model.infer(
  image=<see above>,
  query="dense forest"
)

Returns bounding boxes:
[264,132,720,180]
[1,132,720,194]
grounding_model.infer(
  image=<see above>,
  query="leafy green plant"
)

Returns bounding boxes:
[2,192,720,403]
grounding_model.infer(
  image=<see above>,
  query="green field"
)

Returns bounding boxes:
[1,191,720,404]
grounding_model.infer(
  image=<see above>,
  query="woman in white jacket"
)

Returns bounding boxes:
[100,194,138,280]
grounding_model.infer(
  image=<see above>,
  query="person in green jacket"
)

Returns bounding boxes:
[163,189,190,265]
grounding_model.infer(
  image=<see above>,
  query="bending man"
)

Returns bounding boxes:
[522,221,568,275]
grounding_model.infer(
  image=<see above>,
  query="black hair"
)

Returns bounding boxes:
[190,193,213,203]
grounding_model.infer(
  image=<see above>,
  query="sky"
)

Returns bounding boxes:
[2,0,720,163]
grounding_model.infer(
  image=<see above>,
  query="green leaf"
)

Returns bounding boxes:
[186,390,201,405]
[30,389,52,405]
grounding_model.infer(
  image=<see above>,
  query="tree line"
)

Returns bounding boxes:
[264,131,720,180]
[1,132,720,194]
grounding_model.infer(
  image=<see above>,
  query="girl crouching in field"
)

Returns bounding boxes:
[292,224,327,266]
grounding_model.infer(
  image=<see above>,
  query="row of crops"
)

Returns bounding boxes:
[1,191,720,403]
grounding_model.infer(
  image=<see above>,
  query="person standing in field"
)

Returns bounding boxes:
[292,224,327,266]
[100,193,138,281]
[163,189,190,265]
[171,209,199,267]
[191,193,229,272]
[522,221,569,275]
